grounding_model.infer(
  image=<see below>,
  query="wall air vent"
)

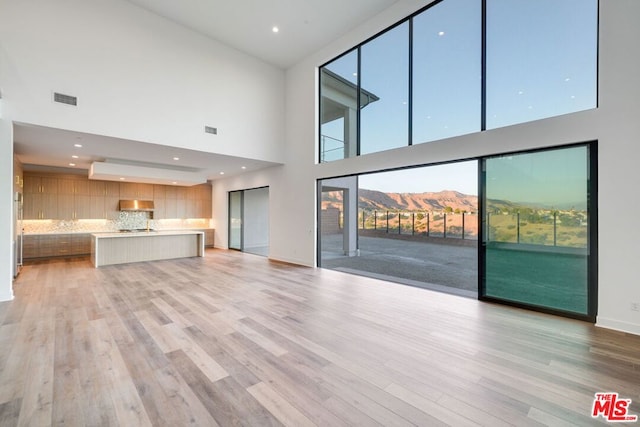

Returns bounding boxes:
[53,92,77,106]
[205,126,217,135]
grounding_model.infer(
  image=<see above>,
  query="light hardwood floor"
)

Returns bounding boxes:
[1,249,639,426]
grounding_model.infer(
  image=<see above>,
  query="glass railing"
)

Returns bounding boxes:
[334,208,587,248]
[486,210,587,248]
[320,135,345,163]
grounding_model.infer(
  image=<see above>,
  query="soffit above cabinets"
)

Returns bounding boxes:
[13,123,280,184]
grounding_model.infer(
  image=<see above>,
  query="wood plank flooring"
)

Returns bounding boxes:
[1,249,639,426]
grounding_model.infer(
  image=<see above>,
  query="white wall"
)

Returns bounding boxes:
[0,0,285,163]
[0,117,15,301]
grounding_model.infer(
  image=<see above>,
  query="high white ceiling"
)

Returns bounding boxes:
[124,0,400,69]
[14,0,402,184]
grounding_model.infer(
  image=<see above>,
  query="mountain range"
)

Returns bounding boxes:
[322,189,584,213]
[322,189,482,212]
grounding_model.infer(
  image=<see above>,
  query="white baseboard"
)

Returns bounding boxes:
[596,317,640,336]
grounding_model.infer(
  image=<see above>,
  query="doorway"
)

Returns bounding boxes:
[228,187,269,256]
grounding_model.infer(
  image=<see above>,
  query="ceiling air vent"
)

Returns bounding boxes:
[53,92,77,106]
[205,126,217,135]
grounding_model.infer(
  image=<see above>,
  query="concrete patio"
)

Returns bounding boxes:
[320,233,478,298]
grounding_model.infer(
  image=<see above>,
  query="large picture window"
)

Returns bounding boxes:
[360,23,409,155]
[318,0,597,163]
[485,0,598,129]
[320,50,358,162]
[412,0,481,144]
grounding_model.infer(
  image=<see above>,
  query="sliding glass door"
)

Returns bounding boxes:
[480,144,596,320]
[228,187,269,256]
[229,191,242,250]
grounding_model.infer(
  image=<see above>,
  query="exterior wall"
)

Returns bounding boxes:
[321,208,341,235]
[0,0,285,163]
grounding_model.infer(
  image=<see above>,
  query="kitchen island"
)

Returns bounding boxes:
[91,230,205,267]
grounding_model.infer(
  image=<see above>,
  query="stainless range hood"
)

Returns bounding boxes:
[119,200,155,211]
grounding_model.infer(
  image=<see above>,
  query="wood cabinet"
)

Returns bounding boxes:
[104,181,121,220]
[24,176,57,194]
[23,173,212,221]
[23,175,58,219]
[120,182,153,199]
[56,177,94,220]
[87,181,120,219]
[153,183,211,219]
[23,234,92,259]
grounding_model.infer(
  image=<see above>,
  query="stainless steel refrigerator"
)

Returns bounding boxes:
[13,192,23,278]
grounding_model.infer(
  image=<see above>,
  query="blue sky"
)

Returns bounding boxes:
[359,160,478,195]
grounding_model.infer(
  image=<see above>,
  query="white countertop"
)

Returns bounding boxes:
[92,230,205,239]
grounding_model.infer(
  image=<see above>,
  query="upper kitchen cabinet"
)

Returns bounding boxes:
[120,182,154,199]
[58,178,90,195]
[198,183,212,218]
[152,185,167,219]
[57,177,93,220]
[24,175,57,195]
[23,175,58,219]
[89,180,120,219]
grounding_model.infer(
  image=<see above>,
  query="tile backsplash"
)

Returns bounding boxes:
[23,212,212,234]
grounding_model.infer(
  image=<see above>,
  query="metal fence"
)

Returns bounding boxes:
[354,210,479,240]
[331,209,587,247]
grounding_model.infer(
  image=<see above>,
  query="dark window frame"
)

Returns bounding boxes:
[318,0,598,163]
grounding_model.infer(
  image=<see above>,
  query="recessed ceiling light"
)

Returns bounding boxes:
[119,177,125,180]
[69,163,76,167]
[241,166,246,170]
[172,181,177,185]
[438,31,445,36]
[173,157,180,161]
[220,172,225,175]
[272,26,279,33]
[72,155,79,159]
[74,143,83,148]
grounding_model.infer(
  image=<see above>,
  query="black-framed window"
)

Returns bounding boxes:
[412,0,481,145]
[485,0,598,129]
[319,50,358,162]
[318,0,598,163]
[480,143,597,321]
[360,22,410,155]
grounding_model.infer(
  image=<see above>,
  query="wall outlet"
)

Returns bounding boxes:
[631,302,640,312]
